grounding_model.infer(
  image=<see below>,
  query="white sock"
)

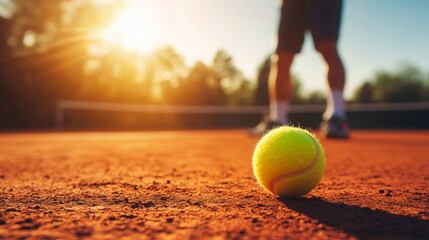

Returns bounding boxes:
[324,90,346,120]
[269,100,289,124]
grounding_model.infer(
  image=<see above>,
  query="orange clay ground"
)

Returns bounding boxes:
[0,130,428,239]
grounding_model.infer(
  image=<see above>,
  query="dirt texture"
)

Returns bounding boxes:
[0,130,428,239]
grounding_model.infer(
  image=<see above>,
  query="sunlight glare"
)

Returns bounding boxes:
[102,7,162,54]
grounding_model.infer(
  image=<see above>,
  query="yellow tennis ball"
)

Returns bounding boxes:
[252,126,326,198]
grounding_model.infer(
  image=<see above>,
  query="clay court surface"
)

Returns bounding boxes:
[0,129,428,239]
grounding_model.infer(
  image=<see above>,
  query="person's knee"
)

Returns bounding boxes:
[316,40,340,61]
[273,52,295,69]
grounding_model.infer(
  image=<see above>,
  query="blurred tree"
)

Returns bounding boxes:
[152,46,187,104]
[352,64,428,103]
[352,81,374,103]
[212,50,245,93]
[305,91,326,104]
[0,16,13,127]
[210,49,253,105]
[422,80,429,102]
[289,75,304,104]
[227,79,254,106]
[254,56,270,105]
[173,61,226,105]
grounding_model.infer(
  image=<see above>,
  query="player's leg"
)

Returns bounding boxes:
[268,52,294,124]
[310,0,349,138]
[317,40,346,120]
[250,0,305,136]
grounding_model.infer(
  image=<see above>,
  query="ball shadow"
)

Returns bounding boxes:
[281,198,429,239]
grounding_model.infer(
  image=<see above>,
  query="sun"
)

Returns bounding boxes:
[101,7,162,53]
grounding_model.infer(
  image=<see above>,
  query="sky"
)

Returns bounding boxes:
[119,0,429,99]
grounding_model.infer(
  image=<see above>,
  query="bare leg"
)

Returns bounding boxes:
[317,40,346,119]
[268,52,295,124]
[249,52,296,135]
[269,53,295,101]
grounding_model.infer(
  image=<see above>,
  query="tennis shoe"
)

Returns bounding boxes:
[249,117,283,136]
[320,115,350,139]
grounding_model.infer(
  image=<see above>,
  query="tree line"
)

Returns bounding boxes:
[0,0,428,128]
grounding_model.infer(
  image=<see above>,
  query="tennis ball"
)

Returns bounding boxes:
[252,126,326,198]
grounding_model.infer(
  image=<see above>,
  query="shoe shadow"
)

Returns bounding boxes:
[280,198,429,239]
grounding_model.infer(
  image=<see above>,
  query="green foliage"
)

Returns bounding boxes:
[211,49,253,105]
[305,91,326,104]
[352,64,429,103]
[353,82,374,103]
[254,56,270,105]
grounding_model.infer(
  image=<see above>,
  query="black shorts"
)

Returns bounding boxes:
[276,0,343,53]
